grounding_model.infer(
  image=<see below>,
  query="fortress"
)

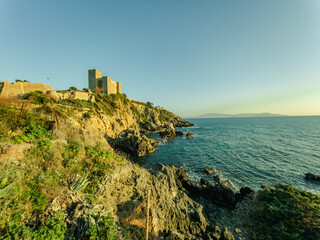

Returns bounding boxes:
[0,80,54,98]
[0,69,121,100]
[88,69,122,94]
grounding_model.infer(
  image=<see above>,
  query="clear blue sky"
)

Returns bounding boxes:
[1,0,320,117]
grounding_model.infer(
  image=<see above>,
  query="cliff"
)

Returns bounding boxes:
[1,92,317,239]
[0,92,220,239]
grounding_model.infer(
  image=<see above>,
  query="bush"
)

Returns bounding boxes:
[85,216,117,239]
[158,110,173,123]
[146,101,154,108]
[249,183,320,240]
[12,122,53,144]
[0,107,48,132]
[1,211,66,240]
[24,91,52,104]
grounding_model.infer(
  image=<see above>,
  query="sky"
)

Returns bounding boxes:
[1,0,320,117]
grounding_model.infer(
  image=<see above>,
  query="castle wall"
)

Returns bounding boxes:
[56,90,95,102]
[107,78,118,94]
[0,81,54,98]
[88,69,102,92]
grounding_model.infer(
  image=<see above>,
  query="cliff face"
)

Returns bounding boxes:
[51,93,192,141]
[0,92,212,239]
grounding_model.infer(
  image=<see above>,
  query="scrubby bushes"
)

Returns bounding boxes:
[0,141,121,239]
[158,109,173,123]
[12,122,54,144]
[248,183,320,240]
[0,107,51,141]
[24,91,53,105]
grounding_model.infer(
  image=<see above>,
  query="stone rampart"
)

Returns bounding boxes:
[0,81,54,98]
[56,90,95,102]
[0,81,95,102]
[107,78,118,94]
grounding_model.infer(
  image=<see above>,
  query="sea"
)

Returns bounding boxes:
[135,116,320,194]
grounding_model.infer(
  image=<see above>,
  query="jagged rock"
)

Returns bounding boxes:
[305,173,320,182]
[141,121,158,132]
[204,183,237,209]
[204,166,217,175]
[209,232,221,240]
[221,227,235,240]
[235,187,254,202]
[175,131,184,136]
[159,125,176,139]
[99,163,210,239]
[172,116,194,128]
[110,128,158,156]
[200,178,211,187]
[186,132,194,138]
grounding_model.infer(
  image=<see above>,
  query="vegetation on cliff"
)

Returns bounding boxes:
[0,92,319,239]
[247,183,320,240]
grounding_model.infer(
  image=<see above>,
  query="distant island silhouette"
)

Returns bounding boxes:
[195,113,287,118]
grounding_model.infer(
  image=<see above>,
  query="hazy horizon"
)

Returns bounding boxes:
[1,0,319,117]
[185,112,320,119]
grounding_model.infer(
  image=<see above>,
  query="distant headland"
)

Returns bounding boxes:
[195,112,287,118]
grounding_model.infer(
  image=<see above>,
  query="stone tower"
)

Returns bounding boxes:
[88,69,102,92]
[88,69,122,94]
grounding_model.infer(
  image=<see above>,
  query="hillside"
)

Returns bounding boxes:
[0,92,319,240]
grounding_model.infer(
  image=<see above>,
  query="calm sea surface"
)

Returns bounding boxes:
[136,117,320,194]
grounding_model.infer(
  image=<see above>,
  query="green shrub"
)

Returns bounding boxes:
[85,216,117,239]
[2,211,66,240]
[38,140,52,150]
[249,183,320,240]
[146,101,154,108]
[12,122,53,144]
[158,110,173,123]
[0,107,48,131]
[24,91,52,104]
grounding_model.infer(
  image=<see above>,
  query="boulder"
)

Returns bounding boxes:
[141,122,158,132]
[204,166,217,175]
[110,129,158,156]
[305,173,320,182]
[186,132,194,138]
[159,125,176,139]
[175,131,184,136]
[46,90,59,99]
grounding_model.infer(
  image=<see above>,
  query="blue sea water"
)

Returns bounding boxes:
[137,116,320,194]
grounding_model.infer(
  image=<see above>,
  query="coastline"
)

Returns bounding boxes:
[0,92,319,239]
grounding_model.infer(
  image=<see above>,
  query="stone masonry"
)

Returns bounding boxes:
[88,69,122,94]
[0,81,54,98]
[0,80,95,102]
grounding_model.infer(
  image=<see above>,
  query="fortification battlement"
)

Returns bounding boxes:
[0,80,54,98]
[0,80,95,102]
[88,69,122,94]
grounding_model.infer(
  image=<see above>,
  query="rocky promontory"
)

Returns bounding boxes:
[1,90,317,240]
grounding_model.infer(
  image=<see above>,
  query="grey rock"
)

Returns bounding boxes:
[110,128,158,156]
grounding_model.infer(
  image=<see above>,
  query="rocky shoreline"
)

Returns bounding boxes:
[1,93,318,239]
[97,161,251,239]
